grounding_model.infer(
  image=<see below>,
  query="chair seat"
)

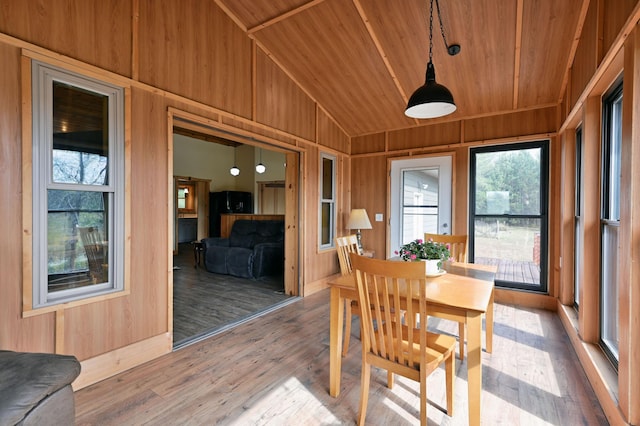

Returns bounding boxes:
[373,329,456,370]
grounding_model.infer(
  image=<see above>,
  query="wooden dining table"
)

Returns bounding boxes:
[328,260,497,426]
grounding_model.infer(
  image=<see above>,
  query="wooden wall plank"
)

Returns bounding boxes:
[388,121,460,151]
[464,107,556,142]
[0,0,132,77]
[559,130,577,306]
[138,0,253,118]
[570,2,600,110]
[351,132,385,155]
[255,49,316,142]
[0,42,56,352]
[317,108,349,154]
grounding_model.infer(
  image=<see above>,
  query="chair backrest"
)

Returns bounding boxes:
[350,253,428,369]
[77,226,107,283]
[335,234,361,275]
[424,233,468,263]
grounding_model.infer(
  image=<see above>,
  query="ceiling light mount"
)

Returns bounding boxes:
[405,0,459,119]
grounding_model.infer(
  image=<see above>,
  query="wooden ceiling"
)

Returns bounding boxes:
[216,0,588,137]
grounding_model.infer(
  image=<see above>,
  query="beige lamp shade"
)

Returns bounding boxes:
[346,209,372,230]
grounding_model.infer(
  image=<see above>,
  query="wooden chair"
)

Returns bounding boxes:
[350,253,455,425]
[424,233,468,263]
[77,226,108,284]
[424,233,469,360]
[335,235,361,357]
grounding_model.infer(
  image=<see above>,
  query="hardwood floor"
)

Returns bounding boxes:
[75,290,607,425]
[173,243,293,347]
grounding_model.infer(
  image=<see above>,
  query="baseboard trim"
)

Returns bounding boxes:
[73,333,172,390]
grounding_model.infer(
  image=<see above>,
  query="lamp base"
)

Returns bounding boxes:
[356,229,363,251]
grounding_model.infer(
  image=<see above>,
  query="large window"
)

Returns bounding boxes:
[600,82,622,365]
[31,61,125,308]
[319,153,336,248]
[470,141,549,292]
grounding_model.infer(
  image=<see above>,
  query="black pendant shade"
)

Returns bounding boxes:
[405,0,458,119]
[405,61,456,119]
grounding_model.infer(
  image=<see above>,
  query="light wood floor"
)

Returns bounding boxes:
[75,290,607,425]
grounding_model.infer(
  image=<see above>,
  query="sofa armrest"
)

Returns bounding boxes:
[252,242,284,278]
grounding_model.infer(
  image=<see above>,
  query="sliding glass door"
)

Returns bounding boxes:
[470,141,549,292]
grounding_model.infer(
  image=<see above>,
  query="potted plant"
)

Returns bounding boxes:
[395,238,451,275]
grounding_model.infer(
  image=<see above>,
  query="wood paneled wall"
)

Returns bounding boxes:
[0,0,348,387]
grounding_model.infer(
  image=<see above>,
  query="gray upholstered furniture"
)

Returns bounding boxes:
[202,219,284,279]
[0,350,81,426]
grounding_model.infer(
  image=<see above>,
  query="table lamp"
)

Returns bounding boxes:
[346,208,372,250]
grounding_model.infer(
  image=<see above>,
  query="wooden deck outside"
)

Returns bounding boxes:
[75,289,607,425]
[475,257,541,286]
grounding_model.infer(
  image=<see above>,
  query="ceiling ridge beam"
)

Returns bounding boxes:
[513,0,523,109]
[352,0,410,109]
[248,0,327,34]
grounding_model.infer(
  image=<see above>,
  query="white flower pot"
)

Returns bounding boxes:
[424,259,440,275]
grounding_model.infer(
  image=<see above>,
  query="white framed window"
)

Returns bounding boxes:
[31,61,125,308]
[319,153,336,249]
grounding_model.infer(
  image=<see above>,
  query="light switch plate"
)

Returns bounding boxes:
[375,213,383,222]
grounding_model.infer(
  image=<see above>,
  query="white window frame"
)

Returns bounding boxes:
[31,60,125,308]
[319,153,336,249]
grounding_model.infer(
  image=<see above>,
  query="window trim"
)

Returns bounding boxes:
[319,152,336,250]
[25,59,128,312]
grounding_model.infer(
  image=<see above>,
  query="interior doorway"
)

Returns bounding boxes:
[168,111,301,348]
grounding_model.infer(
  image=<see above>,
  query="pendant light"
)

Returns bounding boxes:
[255,148,266,174]
[230,147,240,176]
[405,0,459,119]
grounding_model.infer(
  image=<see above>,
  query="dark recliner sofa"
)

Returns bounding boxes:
[202,220,284,279]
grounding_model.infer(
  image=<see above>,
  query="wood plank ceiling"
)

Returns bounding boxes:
[216,0,588,137]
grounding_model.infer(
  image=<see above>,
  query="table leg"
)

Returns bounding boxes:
[486,288,494,354]
[467,312,483,426]
[329,287,344,397]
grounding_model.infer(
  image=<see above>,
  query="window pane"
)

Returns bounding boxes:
[320,202,331,245]
[601,223,619,359]
[322,157,333,200]
[474,149,541,216]
[401,169,439,242]
[52,82,109,185]
[474,217,542,286]
[47,189,109,292]
[608,97,622,220]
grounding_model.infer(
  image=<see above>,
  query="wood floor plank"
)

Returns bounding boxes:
[75,291,608,425]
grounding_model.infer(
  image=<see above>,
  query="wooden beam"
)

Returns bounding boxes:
[247,0,326,34]
[512,0,523,108]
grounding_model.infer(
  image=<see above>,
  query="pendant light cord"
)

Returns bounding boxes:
[428,0,434,63]
[434,0,450,50]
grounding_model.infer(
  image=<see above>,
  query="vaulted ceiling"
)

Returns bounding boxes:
[216,0,588,137]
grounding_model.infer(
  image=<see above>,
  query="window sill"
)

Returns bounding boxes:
[557,303,623,425]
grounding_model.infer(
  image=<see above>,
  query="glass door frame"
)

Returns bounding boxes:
[469,140,550,293]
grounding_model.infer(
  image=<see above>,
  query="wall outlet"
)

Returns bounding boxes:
[375,213,383,222]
